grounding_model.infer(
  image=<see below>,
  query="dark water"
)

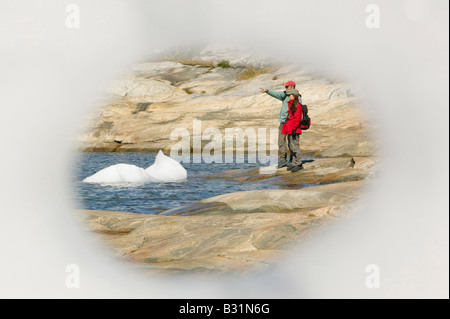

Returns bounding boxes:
[72,152,282,215]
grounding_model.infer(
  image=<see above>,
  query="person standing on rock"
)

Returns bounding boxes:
[260,81,303,170]
[281,89,304,172]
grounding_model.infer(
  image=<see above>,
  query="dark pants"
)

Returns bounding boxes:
[287,133,302,165]
[278,123,287,161]
[278,123,302,165]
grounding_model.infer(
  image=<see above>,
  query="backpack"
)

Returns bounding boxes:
[300,104,311,130]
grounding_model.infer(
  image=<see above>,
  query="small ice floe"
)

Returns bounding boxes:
[82,150,187,185]
[145,150,187,182]
[259,165,278,175]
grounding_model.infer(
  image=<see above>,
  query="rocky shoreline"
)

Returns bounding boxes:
[77,47,379,275]
[79,156,378,274]
[76,48,376,158]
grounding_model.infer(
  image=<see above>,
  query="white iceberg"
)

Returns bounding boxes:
[145,150,187,182]
[82,163,153,185]
[82,150,187,185]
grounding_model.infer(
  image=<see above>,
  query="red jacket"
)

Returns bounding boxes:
[281,98,302,135]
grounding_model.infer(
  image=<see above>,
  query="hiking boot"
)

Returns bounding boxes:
[290,164,304,173]
[277,160,288,168]
[287,164,295,171]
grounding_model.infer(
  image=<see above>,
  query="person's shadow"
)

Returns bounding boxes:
[287,157,315,165]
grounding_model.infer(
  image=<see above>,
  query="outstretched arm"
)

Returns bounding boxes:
[260,88,287,101]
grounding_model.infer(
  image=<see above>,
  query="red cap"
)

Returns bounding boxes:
[284,81,296,87]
